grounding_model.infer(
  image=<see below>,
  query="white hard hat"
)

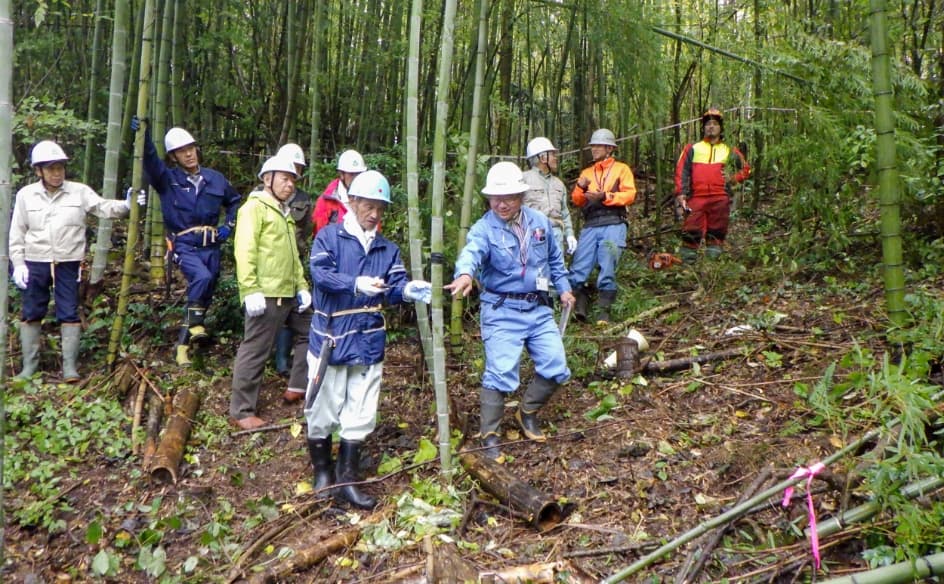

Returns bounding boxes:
[31,140,69,166]
[258,155,299,180]
[164,127,197,153]
[337,149,366,173]
[481,161,529,196]
[277,143,306,167]
[526,137,556,159]
[588,128,617,147]
[348,170,391,204]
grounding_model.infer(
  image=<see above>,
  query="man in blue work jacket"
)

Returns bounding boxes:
[445,161,576,462]
[133,118,242,367]
[304,170,432,509]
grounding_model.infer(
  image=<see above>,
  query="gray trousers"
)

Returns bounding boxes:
[230,297,312,419]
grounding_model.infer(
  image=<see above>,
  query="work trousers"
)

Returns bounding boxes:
[230,297,312,419]
[480,300,570,393]
[304,354,383,442]
[568,223,626,292]
[173,243,221,308]
[21,260,80,323]
[681,195,730,248]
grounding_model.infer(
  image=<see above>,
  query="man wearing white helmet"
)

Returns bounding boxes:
[570,128,637,324]
[271,143,314,384]
[9,140,144,381]
[445,162,575,462]
[229,156,313,430]
[522,137,577,257]
[311,149,366,235]
[131,117,242,367]
[304,170,431,508]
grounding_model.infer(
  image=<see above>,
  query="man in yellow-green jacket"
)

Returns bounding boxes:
[229,156,313,430]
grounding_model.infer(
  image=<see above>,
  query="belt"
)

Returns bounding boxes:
[174,225,218,247]
[485,289,550,309]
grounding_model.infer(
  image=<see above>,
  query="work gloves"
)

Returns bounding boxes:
[566,235,578,255]
[217,225,232,242]
[12,265,29,290]
[244,292,266,317]
[130,115,140,132]
[355,276,387,297]
[124,187,147,209]
[404,280,433,304]
[296,289,312,312]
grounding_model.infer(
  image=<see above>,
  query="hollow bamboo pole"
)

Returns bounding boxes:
[149,388,200,484]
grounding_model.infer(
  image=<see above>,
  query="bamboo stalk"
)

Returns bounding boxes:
[130,377,147,455]
[642,348,746,374]
[141,388,164,467]
[602,427,883,583]
[149,388,200,484]
[599,301,680,336]
[817,551,944,584]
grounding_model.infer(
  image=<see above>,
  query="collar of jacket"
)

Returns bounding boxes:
[593,156,616,172]
[248,189,291,215]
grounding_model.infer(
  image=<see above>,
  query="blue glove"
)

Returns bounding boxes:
[130,115,140,132]
[403,280,432,304]
[217,225,232,242]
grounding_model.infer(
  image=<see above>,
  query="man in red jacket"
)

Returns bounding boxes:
[674,108,750,262]
[311,149,366,235]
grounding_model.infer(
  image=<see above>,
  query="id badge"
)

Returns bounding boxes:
[536,276,549,292]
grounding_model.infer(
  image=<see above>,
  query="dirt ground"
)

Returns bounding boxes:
[3,255,899,583]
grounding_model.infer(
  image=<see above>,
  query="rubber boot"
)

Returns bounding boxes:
[335,440,377,509]
[515,376,558,442]
[175,326,192,368]
[705,245,723,259]
[307,436,334,499]
[596,289,617,325]
[16,321,42,379]
[573,286,590,322]
[186,306,210,346]
[274,327,293,378]
[61,323,82,382]
[679,246,698,264]
[479,389,506,461]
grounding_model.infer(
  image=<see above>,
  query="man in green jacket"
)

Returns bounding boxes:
[230,156,313,430]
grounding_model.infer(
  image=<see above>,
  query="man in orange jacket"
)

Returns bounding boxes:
[674,108,750,262]
[570,128,636,324]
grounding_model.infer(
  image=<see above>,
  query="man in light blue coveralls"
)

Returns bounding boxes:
[446,161,576,461]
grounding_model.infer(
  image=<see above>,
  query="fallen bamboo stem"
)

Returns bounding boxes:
[643,348,747,374]
[142,388,164,468]
[811,475,944,539]
[149,388,201,484]
[130,377,147,456]
[601,427,884,583]
[600,301,680,336]
[817,551,944,584]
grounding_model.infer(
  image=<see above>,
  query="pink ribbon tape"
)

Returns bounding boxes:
[782,462,825,569]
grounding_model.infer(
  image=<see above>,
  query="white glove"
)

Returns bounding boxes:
[244,292,267,317]
[125,187,147,208]
[355,276,386,296]
[12,265,29,290]
[296,289,312,312]
[403,280,432,304]
[566,235,578,255]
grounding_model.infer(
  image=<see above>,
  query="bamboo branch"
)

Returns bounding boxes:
[817,551,944,583]
[130,377,147,456]
[599,301,680,336]
[642,348,747,374]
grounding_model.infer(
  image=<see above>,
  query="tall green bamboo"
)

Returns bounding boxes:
[148,0,173,284]
[429,0,459,473]
[168,0,181,125]
[869,0,907,327]
[307,0,324,174]
[82,0,106,185]
[449,0,488,347]
[405,0,434,379]
[107,0,155,366]
[0,0,15,563]
[90,0,131,286]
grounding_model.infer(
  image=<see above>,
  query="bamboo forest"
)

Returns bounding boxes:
[5,0,944,581]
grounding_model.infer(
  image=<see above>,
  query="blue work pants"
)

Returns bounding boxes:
[173,243,221,308]
[21,260,80,323]
[568,223,626,292]
[480,301,570,393]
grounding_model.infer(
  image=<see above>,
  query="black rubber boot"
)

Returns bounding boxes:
[479,388,506,461]
[186,306,210,346]
[516,376,558,442]
[307,437,334,499]
[335,440,377,509]
[574,286,590,322]
[596,289,617,325]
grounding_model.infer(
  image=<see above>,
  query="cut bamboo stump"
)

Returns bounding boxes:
[149,388,201,484]
[459,451,566,532]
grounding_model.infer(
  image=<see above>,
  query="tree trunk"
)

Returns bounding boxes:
[82,0,106,186]
[149,0,173,285]
[308,0,325,173]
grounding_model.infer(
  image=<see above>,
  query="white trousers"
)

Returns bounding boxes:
[304,351,383,442]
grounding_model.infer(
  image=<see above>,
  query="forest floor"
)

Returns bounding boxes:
[2,218,924,583]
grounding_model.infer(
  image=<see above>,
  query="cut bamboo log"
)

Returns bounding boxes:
[130,377,147,456]
[141,388,164,468]
[817,551,944,583]
[246,512,381,584]
[458,451,566,532]
[149,388,201,484]
[642,348,746,374]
